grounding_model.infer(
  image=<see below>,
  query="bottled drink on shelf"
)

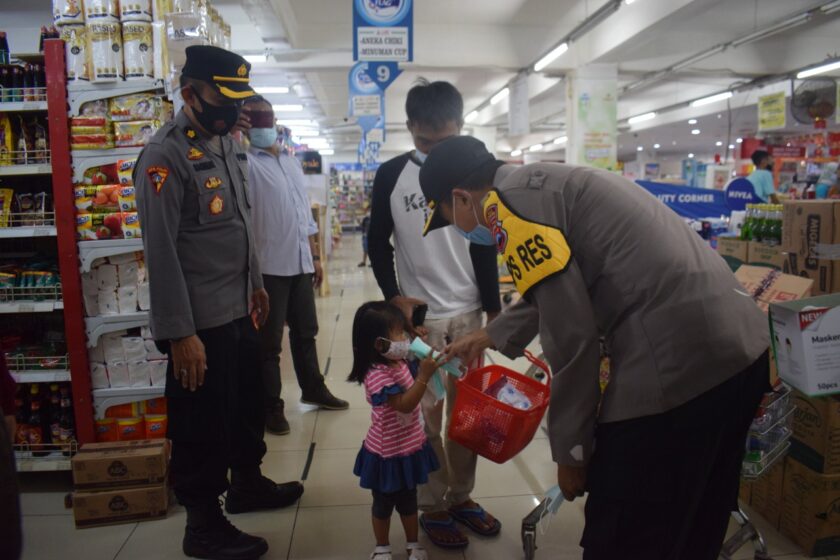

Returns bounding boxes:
[49,383,62,445]
[14,385,29,446]
[740,204,753,241]
[59,384,76,456]
[28,384,48,456]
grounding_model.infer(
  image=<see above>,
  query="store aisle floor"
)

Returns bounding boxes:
[16,235,837,560]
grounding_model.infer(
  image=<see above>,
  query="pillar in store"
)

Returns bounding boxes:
[565,63,618,171]
[469,125,497,155]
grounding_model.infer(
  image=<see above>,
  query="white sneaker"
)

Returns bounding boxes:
[370,545,392,560]
[407,543,427,560]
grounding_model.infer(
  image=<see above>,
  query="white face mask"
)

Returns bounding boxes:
[379,338,411,360]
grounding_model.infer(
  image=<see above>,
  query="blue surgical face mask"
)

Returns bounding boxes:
[415,150,428,163]
[452,193,495,246]
[249,127,278,149]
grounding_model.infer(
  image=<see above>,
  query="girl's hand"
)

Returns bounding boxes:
[418,354,446,382]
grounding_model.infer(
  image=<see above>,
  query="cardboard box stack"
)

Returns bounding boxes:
[748,241,786,271]
[716,236,748,272]
[781,200,840,296]
[71,440,169,528]
[95,397,168,443]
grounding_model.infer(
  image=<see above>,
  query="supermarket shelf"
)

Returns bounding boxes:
[0,300,64,314]
[93,385,164,418]
[85,311,149,347]
[78,238,144,272]
[71,147,143,160]
[67,78,165,116]
[11,370,72,383]
[0,163,52,176]
[0,226,57,238]
[0,101,48,112]
[15,452,72,472]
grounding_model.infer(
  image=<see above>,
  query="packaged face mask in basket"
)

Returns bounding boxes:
[484,375,533,410]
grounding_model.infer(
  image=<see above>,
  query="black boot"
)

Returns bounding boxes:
[225,470,304,514]
[301,385,349,410]
[265,400,290,435]
[183,503,268,560]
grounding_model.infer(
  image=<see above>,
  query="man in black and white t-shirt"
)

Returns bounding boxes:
[369,79,502,549]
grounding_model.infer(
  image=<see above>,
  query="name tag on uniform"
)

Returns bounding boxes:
[236,153,248,162]
[484,190,571,296]
[193,161,216,172]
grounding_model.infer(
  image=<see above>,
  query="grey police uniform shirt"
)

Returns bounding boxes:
[134,110,263,341]
[485,163,770,467]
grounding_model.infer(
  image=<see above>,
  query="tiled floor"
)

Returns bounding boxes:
[17,235,838,559]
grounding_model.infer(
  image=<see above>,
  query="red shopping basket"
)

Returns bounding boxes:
[448,352,550,464]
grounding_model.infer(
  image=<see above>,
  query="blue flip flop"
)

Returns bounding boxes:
[449,504,502,537]
[419,513,469,549]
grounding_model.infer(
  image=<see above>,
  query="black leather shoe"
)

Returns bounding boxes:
[183,507,268,560]
[265,402,290,435]
[301,387,349,410]
[226,476,304,514]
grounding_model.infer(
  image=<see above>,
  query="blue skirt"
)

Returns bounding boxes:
[353,441,440,494]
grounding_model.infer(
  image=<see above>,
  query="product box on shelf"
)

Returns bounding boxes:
[791,390,840,475]
[750,460,785,529]
[748,242,786,271]
[716,236,748,272]
[72,483,169,528]
[769,293,840,397]
[780,458,840,557]
[71,439,168,490]
[781,200,840,295]
[734,265,814,313]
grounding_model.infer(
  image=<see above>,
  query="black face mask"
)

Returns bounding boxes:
[189,87,242,136]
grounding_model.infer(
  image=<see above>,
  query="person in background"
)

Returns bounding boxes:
[747,150,780,203]
[368,79,502,550]
[135,46,303,560]
[0,353,22,560]
[424,136,771,560]
[239,97,349,437]
[348,302,441,560]
[359,207,371,268]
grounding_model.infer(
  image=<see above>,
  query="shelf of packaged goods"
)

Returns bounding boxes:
[14,442,77,472]
[85,311,149,347]
[0,163,52,176]
[93,385,164,418]
[0,101,49,112]
[0,225,57,238]
[67,79,165,117]
[71,148,143,183]
[11,370,72,383]
[78,238,144,272]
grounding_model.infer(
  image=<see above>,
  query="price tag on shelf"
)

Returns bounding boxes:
[22,102,42,111]
[17,303,35,313]
[33,226,53,236]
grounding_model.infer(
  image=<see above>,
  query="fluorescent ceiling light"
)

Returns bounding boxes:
[490,88,510,105]
[511,149,523,157]
[823,0,840,14]
[465,111,478,123]
[731,13,811,48]
[715,141,723,146]
[254,86,290,94]
[628,112,656,124]
[691,129,701,135]
[529,144,544,152]
[796,59,840,79]
[273,104,304,112]
[636,146,644,152]
[729,144,735,149]
[534,42,569,72]
[625,0,636,4]
[320,149,335,156]
[277,119,317,127]
[653,143,661,149]
[690,91,733,107]
[554,136,568,144]
[243,54,266,64]
[688,119,697,125]
[688,153,695,158]
[736,137,743,143]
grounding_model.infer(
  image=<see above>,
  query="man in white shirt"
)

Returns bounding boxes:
[243,98,348,436]
[368,80,502,549]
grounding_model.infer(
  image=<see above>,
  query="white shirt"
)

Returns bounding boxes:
[390,159,481,319]
[247,147,318,277]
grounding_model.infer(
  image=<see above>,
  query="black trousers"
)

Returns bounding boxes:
[0,412,22,560]
[162,317,267,508]
[582,352,770,560]
[260,274,324,408]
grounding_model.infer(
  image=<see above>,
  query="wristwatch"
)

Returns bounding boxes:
[312,255,321,261]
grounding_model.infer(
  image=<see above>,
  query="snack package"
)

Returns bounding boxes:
[83,163,120,185]
[122,212,142,238]
[114,120,159,147]
[60,24,88,81]
[122,22,154,80]
[71,134,115,150]
[109,93,160,121]
[95,418,118,442]
[86,21,123,82]
[0,188,13,227]
[144,414,167,439]
[119,0,153,22]
[85,0,120,22]
[0,115,14,166]
[32,122,48,164]
[117,417,145,441]
[118,186,136,211]
[15,192,49,226]
[76,212,125,240]
[53,0,85,25]
[117,158,137,184]
[13,115,30,165]
[74,185,121,213]
[79,99,110,117]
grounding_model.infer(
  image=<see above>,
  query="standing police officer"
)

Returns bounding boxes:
[421,136,770,560]
[135,46,303,560]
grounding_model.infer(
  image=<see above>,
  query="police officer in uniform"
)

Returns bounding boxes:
[419,136,771,560]
[135,45,303,560]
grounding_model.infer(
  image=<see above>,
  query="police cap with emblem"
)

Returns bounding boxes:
[419,136,496,236]
[182,45,256,100]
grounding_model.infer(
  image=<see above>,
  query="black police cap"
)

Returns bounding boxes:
[182,45,256,100]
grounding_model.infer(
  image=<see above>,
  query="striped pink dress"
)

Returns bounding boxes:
[362,362,427,458]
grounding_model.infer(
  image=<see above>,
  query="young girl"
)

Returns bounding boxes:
[349,301,441,560]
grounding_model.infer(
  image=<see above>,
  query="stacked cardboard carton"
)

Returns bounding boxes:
[781,200,840,296]
[71,440,169,528]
